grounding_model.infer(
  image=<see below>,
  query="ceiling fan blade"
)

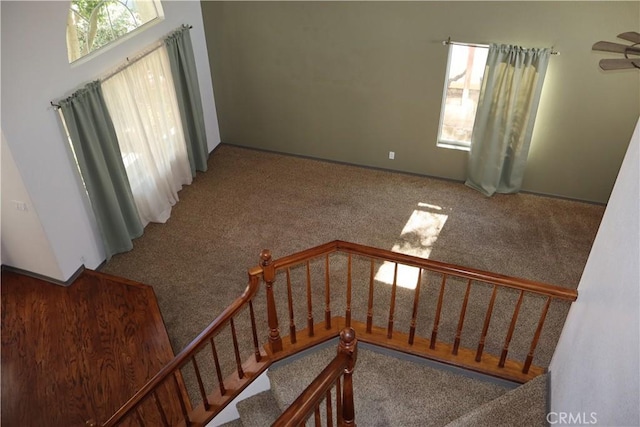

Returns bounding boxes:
[599,58,640,70]
[592,41,640,55]
[617,32,640,44]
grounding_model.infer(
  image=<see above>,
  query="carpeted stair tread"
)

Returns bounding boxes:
[217,418,244,427]
[268,344,510,427]
[236,390,282,427]
[444,372,549,427]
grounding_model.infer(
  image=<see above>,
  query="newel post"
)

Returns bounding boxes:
[261,249,283,353]
[339,327,358,427]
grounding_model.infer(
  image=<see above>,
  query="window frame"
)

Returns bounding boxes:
[436,42,489,152]
[66,0,165,65]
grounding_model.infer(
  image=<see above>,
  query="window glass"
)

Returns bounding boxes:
[67,0,162,63]
[437,44,488,150]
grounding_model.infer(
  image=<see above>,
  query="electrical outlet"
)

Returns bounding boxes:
[12,200,28,212]
[389,151,395,160]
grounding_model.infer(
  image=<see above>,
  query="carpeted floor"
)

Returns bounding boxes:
[101,144,604,407]
[102,144,603,351]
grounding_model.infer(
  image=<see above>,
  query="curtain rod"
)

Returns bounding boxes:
[101,40,164,83]
[51,41,163,109]
[442,37,559,55]
[101,24,194,83]
[51,24,193,109]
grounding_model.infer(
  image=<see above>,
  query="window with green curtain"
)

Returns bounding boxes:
[164,24,209,176]
[465,44,551,196]
[57,25,209,259]
[59,81,143,259]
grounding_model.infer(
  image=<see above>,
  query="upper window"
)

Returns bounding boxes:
[66,0,163,63]
[437,43,488,150]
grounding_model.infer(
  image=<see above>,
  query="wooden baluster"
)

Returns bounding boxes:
[387,263,398,339]
[326,389,334,427]
[408,269,423,345]
[173,372,191,426]
[135,407,145,426]
[285,268,297,344]
[523,296,552,374]
[339,328,357,427]
[152,391,170,427]
[366,258,375,333]
[475,285,498,362]
[453,279,472,356]
[346,254,352,328]
[248,300,262,363]
[230,317,245,379]
[262,249,282,353]
[336,376,343,425]
[430,274,447,349]
[325,254,332,329]
[314,406,321,426]
[191,356,210,411]
[210,338,226,396]
[306,261,315,337]
[499,290,525,368]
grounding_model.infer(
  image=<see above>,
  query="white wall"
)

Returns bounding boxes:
[1,132,63,279]
[1,1,220,281]
[549,118,640,426]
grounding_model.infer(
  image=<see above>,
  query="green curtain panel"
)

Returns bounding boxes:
[164,25,209,176]
[466,44,551,196]
[59,81,143,260]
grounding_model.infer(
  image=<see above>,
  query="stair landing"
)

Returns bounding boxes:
[1,268,183,427]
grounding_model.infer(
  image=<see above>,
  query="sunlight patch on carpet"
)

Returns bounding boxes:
[375,204,448,289]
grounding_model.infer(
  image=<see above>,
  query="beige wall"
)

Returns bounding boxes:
[202,1,639,203]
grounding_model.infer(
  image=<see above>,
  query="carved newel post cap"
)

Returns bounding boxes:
[340,327,356,344]
[260,249,272,265]
[339,327,357,374]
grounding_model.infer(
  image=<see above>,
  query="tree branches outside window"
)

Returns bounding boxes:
[66,0,160,63]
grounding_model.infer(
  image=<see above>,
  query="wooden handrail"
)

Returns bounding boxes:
[333,240,577,301]
[272,354,347,426]
[263,240,577,300]
[271,241,339,270]
[272,328,357,427]
[102,274,263,426]
[261,240,577,384]
[103,239,578,426]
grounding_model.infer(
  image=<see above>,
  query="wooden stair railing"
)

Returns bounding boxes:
[272,328,358,427]
[101,269,269,427]
[261,240,578,384]
[102,240,577,426]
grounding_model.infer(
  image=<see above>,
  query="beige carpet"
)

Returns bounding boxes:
[268,344,510,427]
[101,144,603,393]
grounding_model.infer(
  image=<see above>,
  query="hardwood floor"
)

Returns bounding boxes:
[1,268,184,427]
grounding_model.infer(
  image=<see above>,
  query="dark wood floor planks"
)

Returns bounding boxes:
[1,269,185,427]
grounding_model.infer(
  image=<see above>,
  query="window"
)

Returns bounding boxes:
[66,0,163,63]
[59,45,192,226]
[437,43,489,150]
[101,46,192,225]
